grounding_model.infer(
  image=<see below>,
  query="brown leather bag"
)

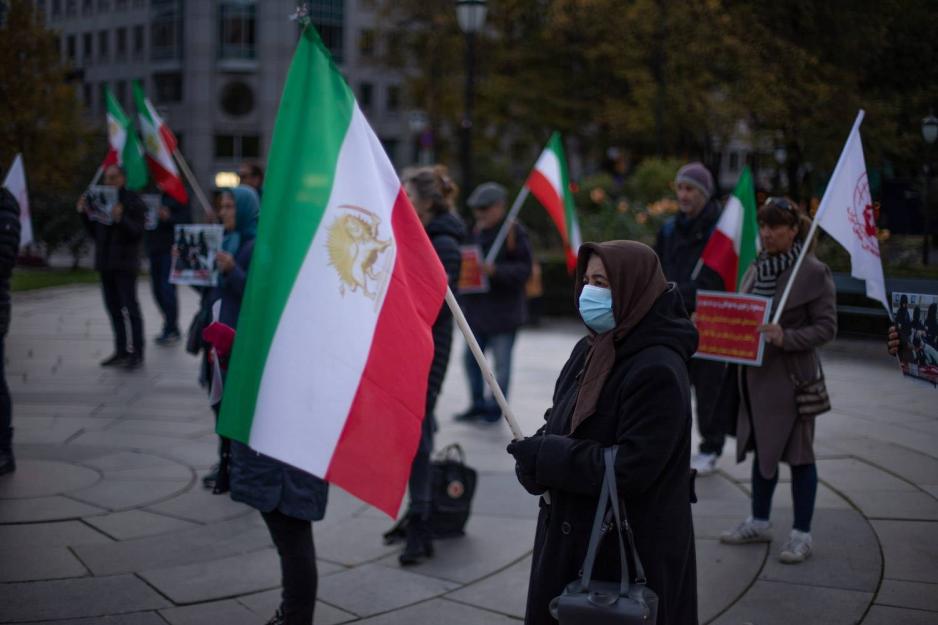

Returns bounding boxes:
[786,356,831,419]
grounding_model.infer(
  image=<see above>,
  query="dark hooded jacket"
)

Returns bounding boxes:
[654,197,724,311]
[523,282,699,623]
[426,211,466,407]
[0,188,21,337]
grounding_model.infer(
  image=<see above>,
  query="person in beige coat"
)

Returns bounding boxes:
[720,197,837,564]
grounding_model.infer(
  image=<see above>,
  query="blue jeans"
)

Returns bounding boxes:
[149,251,178,333]
[751,458,818,532]
[463,331,517,419]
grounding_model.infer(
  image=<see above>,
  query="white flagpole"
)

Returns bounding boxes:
[87,165,104,188]
[172,148,214,219]
[444,287,523,440]
[771,110,865,324]
[483,185,530,265]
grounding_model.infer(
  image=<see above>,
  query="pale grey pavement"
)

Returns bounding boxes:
[1,284,936,624]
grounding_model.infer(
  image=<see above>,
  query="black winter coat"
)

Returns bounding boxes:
[82,187,146,273]
[525,287,699,625]
[654,199,724,312]
[426,212,466,407]
[146,193,191,255]
[0,188,21,337]
[460,219,532,335]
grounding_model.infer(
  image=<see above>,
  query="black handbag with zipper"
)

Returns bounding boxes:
[549,446,659,625]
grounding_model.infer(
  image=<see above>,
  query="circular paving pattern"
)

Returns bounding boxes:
[0,459,101,499]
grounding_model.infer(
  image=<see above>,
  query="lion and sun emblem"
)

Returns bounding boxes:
[326,204,393,302]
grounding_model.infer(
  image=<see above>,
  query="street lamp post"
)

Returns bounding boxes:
[456,0,487,197]
[922,111,937,265]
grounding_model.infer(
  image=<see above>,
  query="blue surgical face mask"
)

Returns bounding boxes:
[579,284,615,334]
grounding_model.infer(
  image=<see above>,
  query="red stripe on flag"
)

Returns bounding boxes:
[102,149,118,168]
[325,188,448,517]
[145,155,189,204]
[526,169,568,241]
[700,230,738,291]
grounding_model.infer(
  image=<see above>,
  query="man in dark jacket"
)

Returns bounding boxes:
[457,182,533,423]
[147,192,190,345]
[0,188,21,475]
[655,162,726,475]
[78,164,147,369]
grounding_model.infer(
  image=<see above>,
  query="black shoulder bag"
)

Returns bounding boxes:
[549,446,659,624]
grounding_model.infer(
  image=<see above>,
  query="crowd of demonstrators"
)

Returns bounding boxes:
[0,188,21,476]
[720,197,837,565]
[147,192,191,346]
[507,241,699,625]
[238,160,264,199]
[77,165,147,370]
[456,182,533,424]
[655,162,728,477]
[395,166,466,565]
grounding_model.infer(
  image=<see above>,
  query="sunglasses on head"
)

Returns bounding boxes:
[763,196,798,214]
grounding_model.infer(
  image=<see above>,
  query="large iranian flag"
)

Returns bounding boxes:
[102,88,148,190]
[217,26,448,517]
[132,81,188,204]
[699,166,759,291]
[526,132,581,271]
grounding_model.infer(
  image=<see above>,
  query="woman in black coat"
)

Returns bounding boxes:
[393,165,465,564]
[507,240,699,625]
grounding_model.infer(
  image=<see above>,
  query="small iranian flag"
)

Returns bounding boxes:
[217,26,447,517]
[699,166,759,291]
[102,87,148,190]
[132,81,188,204]
[526,132,581,271]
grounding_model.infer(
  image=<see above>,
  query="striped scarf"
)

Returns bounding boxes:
[751,241,802,297]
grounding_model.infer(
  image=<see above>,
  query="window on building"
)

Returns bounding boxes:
[729,151,740,173]
[133,25,144,58]
[83,32,92,63]
[82,0,92,14]
[151,0,183,61]
[220,81,254,117]
[385,33,405,68]
[51,0,62,17]
[116,80,127,107]
[66,34,77,62]
[97,30,109,61]
[116,27,127,60]
[153,72,183,103]
[116,0,127,8]
[219,2,256,60]
[66,0,77,16]
[358,28,375,59]
[386,85,400,113]
[214,134,260,160]
[97,0,109,8]
[308,0,343,62]
[359,82,373,110]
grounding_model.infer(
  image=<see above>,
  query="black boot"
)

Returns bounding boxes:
[399,513,433,565]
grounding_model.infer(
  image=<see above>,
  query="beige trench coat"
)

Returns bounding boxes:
[735,253,837,479]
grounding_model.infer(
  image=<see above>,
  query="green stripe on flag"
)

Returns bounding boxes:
[548,132,576,235]
[218,26,356,443]
[734,166,758,290]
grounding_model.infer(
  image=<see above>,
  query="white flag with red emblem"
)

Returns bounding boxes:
[815,111,888,312]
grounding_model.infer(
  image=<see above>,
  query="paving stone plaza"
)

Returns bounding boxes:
[1,285,936,624]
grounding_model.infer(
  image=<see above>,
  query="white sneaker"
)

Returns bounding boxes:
[691,452,719,476]
[720,517,773,544]
[779,529,813,564]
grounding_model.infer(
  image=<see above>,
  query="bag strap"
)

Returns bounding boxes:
[579,447,631,596]
[605,446,648,585]
[783,352,824,386]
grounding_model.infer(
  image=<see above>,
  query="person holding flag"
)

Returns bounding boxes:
[655,162,727,475]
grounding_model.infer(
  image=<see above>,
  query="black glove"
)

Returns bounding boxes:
[515,462,547,496]
[506,436,544,477]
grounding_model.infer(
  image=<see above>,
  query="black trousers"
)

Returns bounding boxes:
[261,509,318,625]
[689,358,726,455]
[0,334,10,451]
[100,270,144,357]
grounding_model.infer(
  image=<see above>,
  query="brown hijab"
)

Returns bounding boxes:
[569,241,668,433]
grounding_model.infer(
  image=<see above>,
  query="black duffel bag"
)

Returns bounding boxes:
[384,443,477,543]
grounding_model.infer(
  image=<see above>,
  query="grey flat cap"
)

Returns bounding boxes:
[467,182,508,209]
